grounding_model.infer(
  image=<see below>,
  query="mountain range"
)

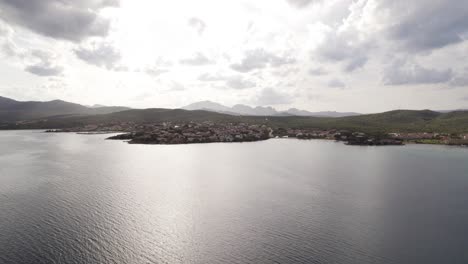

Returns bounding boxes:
[182,101,361,117]
[0,96,360,122]
[2,96,468,134]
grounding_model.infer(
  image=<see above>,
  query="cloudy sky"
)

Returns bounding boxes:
[0,0,467,112]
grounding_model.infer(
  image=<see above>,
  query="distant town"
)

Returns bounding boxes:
[46,121,468,146]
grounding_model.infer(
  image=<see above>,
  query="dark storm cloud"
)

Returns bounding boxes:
[380,0,468,52]
[231,49,296,73]
[0,0,118,42]
[383,59,453,85]
[74,42,125,71]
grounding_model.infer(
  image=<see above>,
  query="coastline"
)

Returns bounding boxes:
[49,131,468,147]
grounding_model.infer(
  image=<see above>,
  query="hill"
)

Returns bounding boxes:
[2,108,468,134]
[0,96,130,122]
[1,97,468,133]
[259,110,468,133]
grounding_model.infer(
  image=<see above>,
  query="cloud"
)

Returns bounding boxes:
[169,82,185,91]
[74,42,125,71]
[0,22,10,37]
[383,59,453,85]
[231,49,296,73]
[308,67,327,76]
[327,79,346,88]
[286,0,320,8]
[25,64,63,77]
[198,73,256,90]
[256,88,293,105]
[344,56,368,72]
[180,52,213,66]
[313,30,371,72]
[309,0,468,76]
[380,0,468,52]
[0,22,18,57]
[145,68,169,77]
[0,27,64,76]
[145,57,172,77]
[0,0,119,42]
[226,76,256,90]
[188,17,206,35]
[450,76,468,88]
[198,73,224,82]
[273,67,300,77]
[24,50,63,77]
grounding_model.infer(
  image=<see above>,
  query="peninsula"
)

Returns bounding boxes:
[2,96,468,146]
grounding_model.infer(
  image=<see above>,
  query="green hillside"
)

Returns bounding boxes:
[0,96,130,121]
[2,107,468,134]
[260,110,468,133]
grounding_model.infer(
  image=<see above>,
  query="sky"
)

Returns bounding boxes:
[0,0,467,113]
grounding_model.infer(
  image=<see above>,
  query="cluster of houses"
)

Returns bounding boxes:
[334,131,404,146]
[273,128,335,139]
[107,122,272,144]
[46,121,468,146]
[389,132,468,145]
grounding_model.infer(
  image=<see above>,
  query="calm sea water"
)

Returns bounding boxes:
[1,130,468,264]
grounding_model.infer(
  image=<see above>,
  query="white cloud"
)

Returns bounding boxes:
[327,78,346,88]
[256,88,293,105]
[286,0,321,9]
[75,41,126,71]
[383,59,453,86]
[231,49,296,73]
[198,72,256,90]
[0,0,118,42]
[0,0,467,112]
[188,17,206,35]
[180,52,214,66]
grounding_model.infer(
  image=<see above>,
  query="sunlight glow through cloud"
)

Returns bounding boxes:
[0,0,467,112]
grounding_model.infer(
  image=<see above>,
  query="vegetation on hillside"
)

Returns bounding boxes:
[2,107,468,134]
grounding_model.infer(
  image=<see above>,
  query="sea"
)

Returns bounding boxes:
[1,130,468,264]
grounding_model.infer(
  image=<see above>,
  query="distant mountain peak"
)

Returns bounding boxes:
[182,101,361,117]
